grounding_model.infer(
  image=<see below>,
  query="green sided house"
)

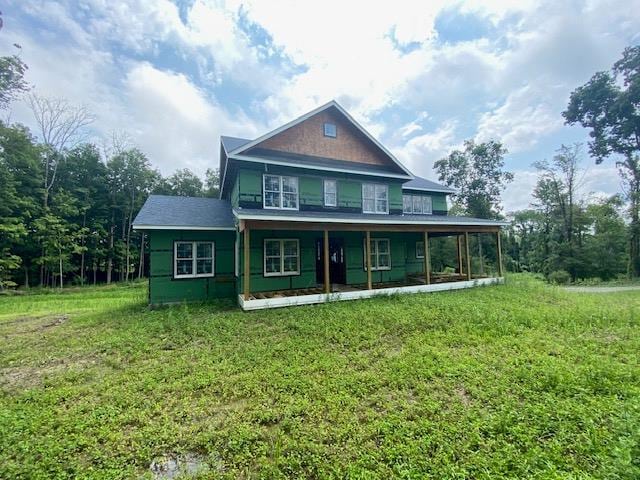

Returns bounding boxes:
[133,100,507,310]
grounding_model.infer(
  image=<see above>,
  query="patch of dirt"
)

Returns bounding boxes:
[1,314,69,337]
[455,385,472,407]
[0,356,98,391]
[149,453,222,479]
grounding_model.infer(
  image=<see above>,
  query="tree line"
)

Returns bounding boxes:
[1,47,639,288]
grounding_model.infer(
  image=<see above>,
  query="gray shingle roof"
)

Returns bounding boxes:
[221,136,251,153]
[234,208,508,226]
[403,176,455,193]
[133,195,235,229]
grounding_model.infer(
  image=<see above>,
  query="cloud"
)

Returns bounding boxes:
[394,120,459,174]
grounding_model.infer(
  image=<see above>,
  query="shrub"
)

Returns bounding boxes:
[548,270,571,285]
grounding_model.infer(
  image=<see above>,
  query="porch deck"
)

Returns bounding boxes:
[239,275,504,310]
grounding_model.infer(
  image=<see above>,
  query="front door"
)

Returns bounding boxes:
[316,237,347,285]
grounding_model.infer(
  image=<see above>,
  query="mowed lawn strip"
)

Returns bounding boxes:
[0,275,638,479]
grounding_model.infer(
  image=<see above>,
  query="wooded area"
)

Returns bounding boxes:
[1,47,639,288]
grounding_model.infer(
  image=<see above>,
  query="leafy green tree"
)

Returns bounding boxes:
[204,168,220,197]
[434,139,513,219]
[159,168,204,196]
[563,46,640,276]
[0,54,29,109]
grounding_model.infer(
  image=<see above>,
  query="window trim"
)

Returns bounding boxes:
[363,238,391,271]
[403,194,433,215]
[362,183,389,214]
[323,179,338,207]
[173,241,215,279]
[323,122,337,138]
[263,174,299,211]
[263,238,300,277]
[415,241,425,259]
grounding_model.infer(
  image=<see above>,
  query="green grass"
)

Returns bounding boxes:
[0,275,638,479]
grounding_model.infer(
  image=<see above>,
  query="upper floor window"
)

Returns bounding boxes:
[362,183,388,214]
[324,179,337,207]
[263,174,299,210]
[174,241,214,279]
[403,194,432,215]
[323,123,337,138]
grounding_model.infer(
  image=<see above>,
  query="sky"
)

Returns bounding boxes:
[1,0,639,212]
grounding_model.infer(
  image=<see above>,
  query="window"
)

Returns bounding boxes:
[174,241,214,278]
[403,194,433,214]
[324,179,337,207]
[264,239,300,276]
[416,241,425,259]
[362,183,388,214]
[324,122,337,137]
[263,174,299,210]
[363,238,391,271]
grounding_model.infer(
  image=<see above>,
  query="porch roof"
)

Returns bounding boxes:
[234,208,508,227]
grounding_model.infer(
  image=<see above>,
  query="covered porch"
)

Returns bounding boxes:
[237,216,505,310]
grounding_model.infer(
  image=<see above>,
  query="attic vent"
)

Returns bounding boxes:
[323,123,337,138]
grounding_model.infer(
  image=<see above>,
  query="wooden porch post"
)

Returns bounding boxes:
[496,230,504,277]
[365,231,372,290]
[423,231,431,285]
[456,234,464,275]
[243,226,250,300]
[323,230,330,293]
[464,231,472,281]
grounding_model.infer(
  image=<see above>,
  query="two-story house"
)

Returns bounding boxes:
[133,101,506,309]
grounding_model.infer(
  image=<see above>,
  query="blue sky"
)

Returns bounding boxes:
[1,0,639,211]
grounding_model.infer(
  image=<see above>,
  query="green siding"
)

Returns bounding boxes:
[432,193,447,213]
[230,175,239,208]
[236,165,405,213]
[148,230,236,304]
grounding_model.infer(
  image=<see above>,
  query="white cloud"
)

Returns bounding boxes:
[394,120,459,174]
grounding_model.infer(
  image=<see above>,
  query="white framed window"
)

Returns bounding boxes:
[263,174,299,210]
[324,123,337,137]
[362,183,388,214]
[416,241,425,259]
[363,238,391,271]
[174,241,214,278]
[422,196,433,214]
[324,179,337,207]
[403,194,433,215]
[264,239,300,276]
[403,195,412,214]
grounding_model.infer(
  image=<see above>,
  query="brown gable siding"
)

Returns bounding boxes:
[254,108,396,168]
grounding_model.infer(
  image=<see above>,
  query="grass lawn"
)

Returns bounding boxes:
[1,275,639,479]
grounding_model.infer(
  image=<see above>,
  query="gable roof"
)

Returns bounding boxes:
[227,100,414,178]
[403,176,455,194]
[221,135,251,154]
[133,195,235,230]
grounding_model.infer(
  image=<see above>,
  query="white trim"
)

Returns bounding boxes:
[262,174,299,211]
[227,100,415,178]
[239,277,505,310]
[133,225,235,231]
[230,153,412,179]
[362,183,389,214]
[323,179,337,207]
[263,238,300,277]
[234,212,509,227]
[363,238,391,271]
[174,241,215,279]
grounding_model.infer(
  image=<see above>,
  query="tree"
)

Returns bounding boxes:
[563,46,640,276]
[434,139,513,219]
[204,168,220,197]
[160,168,204,196]
[27,94,95,208]
[0,54,29,110]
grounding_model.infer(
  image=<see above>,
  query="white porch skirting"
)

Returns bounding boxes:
[238,277,504,311]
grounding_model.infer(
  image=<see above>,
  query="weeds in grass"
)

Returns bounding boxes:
[0,275,638,478]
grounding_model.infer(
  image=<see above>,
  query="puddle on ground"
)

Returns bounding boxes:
[149,453,213,479]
